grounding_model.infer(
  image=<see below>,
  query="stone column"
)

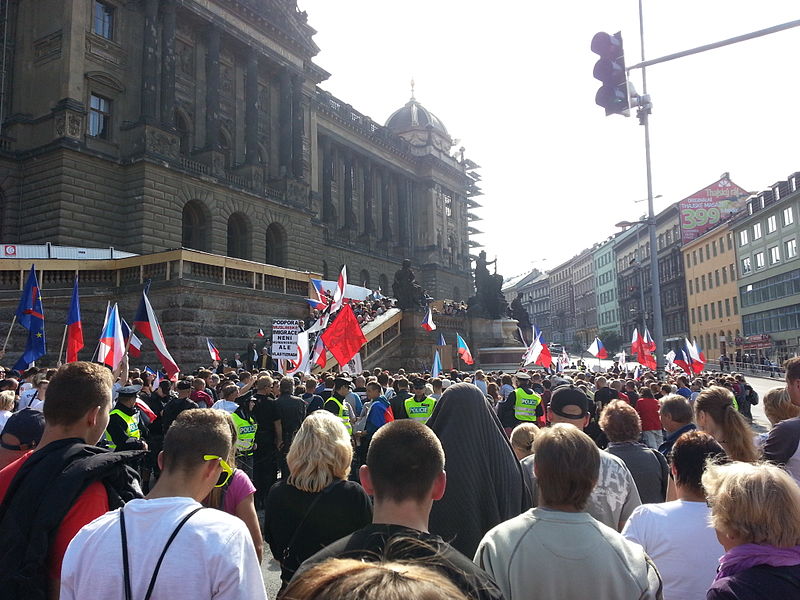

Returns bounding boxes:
[278,69,292,176]
[362,161,374,234]
[140,0,160,123]
[343,150,354,227]
[397,175,409,246]
[204,26,220,149]
[321,136,333,223]
[245,51,260,165]
[291,75,304,179]
[159,0,176,128]
[382,169,392,240]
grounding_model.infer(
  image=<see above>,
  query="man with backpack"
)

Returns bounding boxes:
[0,362,144,600]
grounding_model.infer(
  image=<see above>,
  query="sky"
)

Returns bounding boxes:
[300,0,800,279]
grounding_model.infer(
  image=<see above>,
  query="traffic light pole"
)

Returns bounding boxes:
[637,0,664,376]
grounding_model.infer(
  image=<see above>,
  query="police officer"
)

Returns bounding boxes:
[230,387,258,480]
[497,372,543,434]
[104,384,148,452]
[324,377,354,435]
[404,378,437,425]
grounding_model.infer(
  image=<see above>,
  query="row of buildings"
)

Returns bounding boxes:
[504,173,800,364]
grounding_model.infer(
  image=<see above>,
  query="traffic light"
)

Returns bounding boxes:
[591,31,630,117]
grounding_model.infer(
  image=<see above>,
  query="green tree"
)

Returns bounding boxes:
[600,329,623,355]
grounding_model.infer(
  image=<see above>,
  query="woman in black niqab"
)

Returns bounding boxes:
[427,382,531,558]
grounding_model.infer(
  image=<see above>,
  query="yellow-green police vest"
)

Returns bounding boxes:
[327,397,352,435]
[104,409,140,451]
[513,388,541,422]
[230,412,257,454]
[404,396,436,424]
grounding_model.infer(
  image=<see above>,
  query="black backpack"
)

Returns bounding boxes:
[0,439,144,600]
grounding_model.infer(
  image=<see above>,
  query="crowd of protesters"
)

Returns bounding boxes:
[1,350,800,599]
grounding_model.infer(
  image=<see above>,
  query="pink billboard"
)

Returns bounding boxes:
[679,176,751,243]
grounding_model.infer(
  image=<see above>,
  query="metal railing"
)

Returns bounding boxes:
[702,359,785,379]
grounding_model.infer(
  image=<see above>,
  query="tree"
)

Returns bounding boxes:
[600,329,623,355]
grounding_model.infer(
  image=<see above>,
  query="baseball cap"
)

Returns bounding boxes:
[1,408,45,450]
[176,380,192,391]
[549,385,590,420]
[412,378,427,389]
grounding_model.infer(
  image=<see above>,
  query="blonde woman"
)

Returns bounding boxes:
[703,462,800,599]
[509,422,539,461]
[695,386,759,463]
[763,387,800,486]
[265,411,372,588]
[755,387,800,449]
[0,390,15,431]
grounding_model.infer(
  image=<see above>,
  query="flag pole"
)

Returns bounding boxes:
[57,324,68,365]
[2,315,16,353]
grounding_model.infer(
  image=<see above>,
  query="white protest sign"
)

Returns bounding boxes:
[271,319,300,359]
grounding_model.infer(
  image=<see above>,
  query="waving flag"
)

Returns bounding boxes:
[321,303,366,366]
[134,287,180,380]
[438,332,446,346]
[207,338,221,362]
[631,328,642,356]
[618,350,626,369]
[65,276,83,363]
[673,347,692,375]
[587,337,608,359]
[643,327,656,352]
[432,350,442,377]
[456,333,474,365]
[98,303,125,369]
[285,330,310,376]
[665,350,676,368]
[256,328,265,338]
[13,265,46,371]
[310,335,327,369]
[421,307,437,332]
[120,318,142,358]
[331,265,348,313]
[685,338,705,374]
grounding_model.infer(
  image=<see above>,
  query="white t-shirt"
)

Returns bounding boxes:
[211,399,239,413]
[61,497,267,600]
[622,500,723,600]
[16,387,37,411]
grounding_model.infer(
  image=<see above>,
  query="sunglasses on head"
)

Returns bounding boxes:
[203,454,233,487]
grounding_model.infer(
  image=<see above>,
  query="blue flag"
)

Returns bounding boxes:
[14,265,46,371]
[438,333,446,346]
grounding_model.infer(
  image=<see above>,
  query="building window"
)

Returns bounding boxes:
[699,249,704,263]
[691,307,696,324]
[787,239,798,259]
[688,280,693,295]
[701,275,706,291]
[733,296,738,315]
[712,240,717,257]
[770,245,781,264]
[767,215,777,234]
[729,264,735,281]
[718,300,723,319]
[93,1,114,40]
[755,252,765,269]
[711,303,716,319]
[704,304,709,321]
[739,230,749,246]
[715,270,720,287]
[741,257,752,274]
[725,298,731,317]
[708,272,713,289]
[720,236,726,254]
[722,268,727,284]
[784,207,794,226]
[88,94,111,139]
[753,223,762,240]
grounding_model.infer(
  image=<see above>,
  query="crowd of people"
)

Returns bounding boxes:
[1,352,800,599]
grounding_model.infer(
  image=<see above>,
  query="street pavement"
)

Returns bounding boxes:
[255,372,786,593]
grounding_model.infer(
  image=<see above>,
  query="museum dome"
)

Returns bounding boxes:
[385,97,450,138]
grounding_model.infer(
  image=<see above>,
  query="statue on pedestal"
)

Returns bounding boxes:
[392,259,424,309]
[509,292,531,331]
[468,251,509,319]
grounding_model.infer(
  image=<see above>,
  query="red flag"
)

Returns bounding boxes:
[320,304,367,367]
[535,342,553,369]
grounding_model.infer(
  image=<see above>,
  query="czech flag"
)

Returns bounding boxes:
[98,303,125,369]
[120,318,142,358]
[65,276,84,363]
[631,327,643,356]
[134,286,180,380]
[643,327,656,352]
[207,338,221,362]
[421,307,436,331]
[456,333,474,365]
[432,350,442,377]
[256,328,265,338]
[331,265,347,313]
[673,347,692,375]
[587,337,608,359]
[310,335,327,369]
[438,332,446,346]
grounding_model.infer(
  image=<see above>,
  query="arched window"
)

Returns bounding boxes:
[182,200,209,251]
[227,212,251,260]
[219,128,233,170]
[265,222,287,267]
[175,111,192,157]
[360,269,370,289]
[379,274,389,295]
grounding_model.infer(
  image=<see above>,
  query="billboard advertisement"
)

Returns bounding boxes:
[679,176,751,243]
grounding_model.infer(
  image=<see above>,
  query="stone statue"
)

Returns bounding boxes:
[392,259,424,309]
[510,292,531,330]
[468,251,508,319]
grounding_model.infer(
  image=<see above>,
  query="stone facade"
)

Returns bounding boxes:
[0,0,474,302]
[593,237,620,336]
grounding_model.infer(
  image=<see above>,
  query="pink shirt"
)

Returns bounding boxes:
[223,469,256,515]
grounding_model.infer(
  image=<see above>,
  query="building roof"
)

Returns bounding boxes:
[385,96,450,139]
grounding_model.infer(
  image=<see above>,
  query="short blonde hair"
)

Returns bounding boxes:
[0,390,15,412]
[703,461,800,547]
[763,387,800,426]
[509,423,539,458]
[287,411,352,492]
[534,424,599,510]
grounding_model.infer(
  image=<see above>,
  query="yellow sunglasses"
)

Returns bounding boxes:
[203,454,233,487]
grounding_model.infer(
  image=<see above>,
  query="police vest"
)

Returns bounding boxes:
[404,396,436,424]
[104,408,141,451]
[513,388,541,422]
[231,412,257,454]
[328,397,352,435]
